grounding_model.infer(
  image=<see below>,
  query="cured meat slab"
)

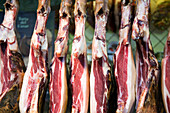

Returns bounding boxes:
[90,0,112,112]
[49,0,71,112]
[70,0,90,112]
[114,1,136,112]
[19,0,50,112]
[162,30,170,113]
[0,0,25,112]
[132,0,164,112]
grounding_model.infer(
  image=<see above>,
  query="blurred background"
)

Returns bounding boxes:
[0,0,169,112]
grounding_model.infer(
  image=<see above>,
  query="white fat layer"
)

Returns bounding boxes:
[137,0,149,43]
[19,65,31,113]
[80,59,89,113]
[102,57,110,78]
[31,31,48,51]
[36,15,46,33]
[114,43,121,78]
[8,30,18,50]
[92,38,107,59]
[2,9,15,29]
[42,34,48,50]
[55,18,69,57]
[0,7,18,51]
[55,37,68,57]
[60,58,68,112]
[31,12,49,51]
[72,16,86,57]
[162,58,170,113]
[119,27,129,43]
[57,18,69,38]
[124,46,136,113]
[0,26,8,42]
[90,62,97,113]
[72,35,86,57]
[132,0,150,44]
[121,6,130,27]
[0,25,18,51]
[142,26,149,43]
[92,14,107,59]
[137,1,147,21]
[75,17,85,37]
[114,40,124,78]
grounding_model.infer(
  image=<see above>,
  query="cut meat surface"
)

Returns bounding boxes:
[49,0,71,112]
[0,0,25,112]
[92,58,110,113]
[90,0,112,112]
[132,0,164,112]
[162,31,170,113]
[114,1,136,112]
[50,57,68,113]
[70,0,90,112]
[19,0,50,113]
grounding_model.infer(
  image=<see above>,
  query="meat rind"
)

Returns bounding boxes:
[70,0,90,112]
[0,0,25,112]
[114,1,136,112]
[19,0,50,113]
[132,0,164,112]
[49,0,71,112]
[90,0,111,112]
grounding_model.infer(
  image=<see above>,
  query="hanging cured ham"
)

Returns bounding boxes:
[114,0,136,112]
[19,0,50,112]
[162,30,170,113]
[49,0,71,112]
[0,0,25,112]
[90,0,112,112]
[132,0,163,112]
[70,0,90,112]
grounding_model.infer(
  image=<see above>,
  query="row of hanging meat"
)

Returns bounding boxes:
[0,0,170,112]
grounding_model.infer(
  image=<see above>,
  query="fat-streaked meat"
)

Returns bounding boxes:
[70,0,90,112]
[49,0,71,112]
[132,0,163,112]
[19,0,50,112]
[114,1,136,112]
[90,0,112,112]
[162,30,170,113]
[0,0,25,112]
